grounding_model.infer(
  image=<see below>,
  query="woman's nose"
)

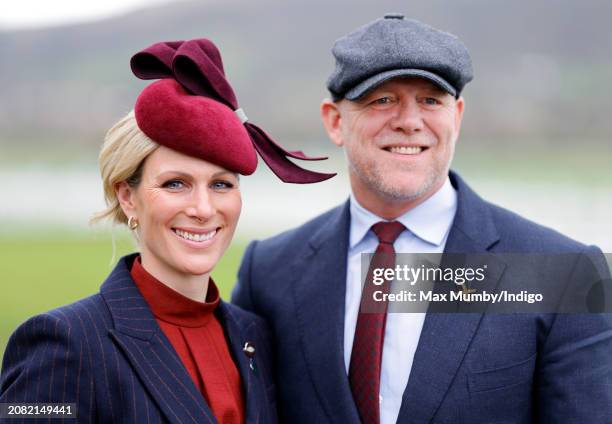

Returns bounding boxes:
[185,187,215,221]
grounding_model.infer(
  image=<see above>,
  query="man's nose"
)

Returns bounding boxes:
[390,100,423,133]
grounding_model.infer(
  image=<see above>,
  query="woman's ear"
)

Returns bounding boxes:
[115,181,138,219]
[320,99,345,147]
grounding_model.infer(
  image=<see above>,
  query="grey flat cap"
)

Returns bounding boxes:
[327,13,473,100]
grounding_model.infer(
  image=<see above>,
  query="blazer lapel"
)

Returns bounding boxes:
[291,202,361,423]
[397,173,506,423]
[216,302,261,424]
[101,255,218,424]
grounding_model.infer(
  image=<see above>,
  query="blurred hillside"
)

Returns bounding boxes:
[1,0,611,155]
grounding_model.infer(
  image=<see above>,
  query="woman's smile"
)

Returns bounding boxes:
[172,226,220,248]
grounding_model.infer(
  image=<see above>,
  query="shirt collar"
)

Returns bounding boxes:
[349,177,457,248]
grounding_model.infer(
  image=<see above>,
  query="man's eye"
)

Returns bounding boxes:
[423,97,441,105]
[162,180,185,189]
[374,97,391,105]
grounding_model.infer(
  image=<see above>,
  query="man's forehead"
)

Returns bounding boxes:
[361,77,451,98]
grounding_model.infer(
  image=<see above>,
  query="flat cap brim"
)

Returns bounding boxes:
[344,68,457,101]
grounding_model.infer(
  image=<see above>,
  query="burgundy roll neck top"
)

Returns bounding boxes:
[130,256,245,424]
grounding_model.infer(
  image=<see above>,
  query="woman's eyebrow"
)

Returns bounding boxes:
[155,170,193,179]
[155,170,236,180]
[211,170,236,178]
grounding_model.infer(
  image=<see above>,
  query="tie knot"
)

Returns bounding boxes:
[371,221,405,245]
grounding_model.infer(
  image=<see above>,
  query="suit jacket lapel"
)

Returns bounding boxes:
[397,173,505,423]
[101,255,218,424]
[216,302,261,424]
[291,202,361,423]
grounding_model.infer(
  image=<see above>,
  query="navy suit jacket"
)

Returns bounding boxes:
[232,172,612,423]
[1,254,277,424]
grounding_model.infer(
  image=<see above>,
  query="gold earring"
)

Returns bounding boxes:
[128,216,139,230]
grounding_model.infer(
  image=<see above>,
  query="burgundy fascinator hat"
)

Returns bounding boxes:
[130,38,335,183]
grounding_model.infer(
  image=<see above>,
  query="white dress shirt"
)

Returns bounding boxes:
[344,178,458,424]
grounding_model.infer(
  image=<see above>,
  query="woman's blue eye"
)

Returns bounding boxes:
[212,181,234,190]
[162,180,184,189]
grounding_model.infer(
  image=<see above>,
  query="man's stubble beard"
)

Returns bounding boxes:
[346,149,451,204]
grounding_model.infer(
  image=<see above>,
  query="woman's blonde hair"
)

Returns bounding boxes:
[91,110,159,225]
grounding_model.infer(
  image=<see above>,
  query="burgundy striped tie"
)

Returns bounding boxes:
[349,221,405,424]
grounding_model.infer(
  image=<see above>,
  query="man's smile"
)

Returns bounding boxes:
[383,145,429,155]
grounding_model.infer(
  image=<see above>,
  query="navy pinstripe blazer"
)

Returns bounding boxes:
[0,253,277,424]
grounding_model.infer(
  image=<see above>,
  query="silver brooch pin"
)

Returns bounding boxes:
[243,342,256,372]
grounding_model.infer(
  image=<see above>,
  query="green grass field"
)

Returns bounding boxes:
[0,232,246,359]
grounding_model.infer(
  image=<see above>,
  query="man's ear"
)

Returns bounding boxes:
[320,98,344,147]
[115,181,138,219]
[453,96,465,140]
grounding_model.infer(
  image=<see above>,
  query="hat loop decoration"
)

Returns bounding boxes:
[131,39,335,184]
